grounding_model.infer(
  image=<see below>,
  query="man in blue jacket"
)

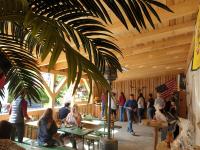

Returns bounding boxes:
[124,94,138,135]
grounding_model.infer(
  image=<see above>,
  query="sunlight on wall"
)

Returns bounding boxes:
[187,63,200,145]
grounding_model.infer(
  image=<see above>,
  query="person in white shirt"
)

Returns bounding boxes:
[137,93,145,123]
[154,92,165,110]
[111,92,117,120]
[154,93,168,141]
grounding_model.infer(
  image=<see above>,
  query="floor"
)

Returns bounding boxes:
[73,121,155,150]
[115,122,154,150]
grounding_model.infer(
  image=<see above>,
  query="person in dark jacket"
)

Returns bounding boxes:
[147,93,155,120]
[37,108,58,147]
[58,102,70,120]
[0,120,12,139]
[124,94,138,135]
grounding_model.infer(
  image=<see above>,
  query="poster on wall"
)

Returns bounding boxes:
[192,7,200,70]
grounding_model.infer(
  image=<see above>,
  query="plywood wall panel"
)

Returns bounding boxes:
[93,73,178,101]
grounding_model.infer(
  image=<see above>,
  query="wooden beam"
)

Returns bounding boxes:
[121,33,193,57]
[55,77,67,96]
[130,59,187,69]
[120,44,190,64]
[185,36,195,71]
[53,61,68,70]
[118,65,185,81]
[117,70,183,81]
[116,20,195,48]
[38,52,66,67]
[40,67,68,76]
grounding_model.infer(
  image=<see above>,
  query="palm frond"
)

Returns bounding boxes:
[0,22,44,101]
[29,0,173,30]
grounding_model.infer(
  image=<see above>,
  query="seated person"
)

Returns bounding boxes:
[65,104,82,127]
[58,102,70,121]
[0,120,12,139]
[37,108,60,147]
[65,104,82,149]
[0,120,24,150]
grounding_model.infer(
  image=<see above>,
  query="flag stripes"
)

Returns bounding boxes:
[160,79,177,99]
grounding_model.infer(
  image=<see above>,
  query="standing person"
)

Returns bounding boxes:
[154,92,167,141]
[111,92,117,120]
[101,92,107,118]
[118,92,126,122]
[38,108,60,147]
[124,94,137,135]
[9,93,30,143]
[147,93,155,120]
[154,92,165,111]
[58,102,70,120]
[137,93,145,123]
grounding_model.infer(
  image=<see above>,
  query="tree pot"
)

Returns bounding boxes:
[99,138,118,150]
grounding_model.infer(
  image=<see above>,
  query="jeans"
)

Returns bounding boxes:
[119,106,124,122]
[138,108,144,123]
[101,103,106,118]
[126,110,133,133]
[161,127,168,141]
[147,107,155,120]
[11,122,25,143]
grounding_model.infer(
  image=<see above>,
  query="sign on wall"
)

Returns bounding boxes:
[192,7,200,70]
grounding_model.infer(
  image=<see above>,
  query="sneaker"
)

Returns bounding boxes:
[130,131,136,136]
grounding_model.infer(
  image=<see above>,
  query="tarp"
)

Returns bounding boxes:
[192,7,200,70]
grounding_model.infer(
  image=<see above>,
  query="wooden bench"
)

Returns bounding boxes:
[85,132,102,150]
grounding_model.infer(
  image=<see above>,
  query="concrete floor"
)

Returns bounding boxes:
[114,122,154,150]
[73,121,155,150]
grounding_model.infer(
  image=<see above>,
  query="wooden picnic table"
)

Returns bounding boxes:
[142,119,168,150]
[58,126,93,149]
[81,117,122,138]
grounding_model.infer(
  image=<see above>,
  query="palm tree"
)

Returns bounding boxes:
[0,0,172,102]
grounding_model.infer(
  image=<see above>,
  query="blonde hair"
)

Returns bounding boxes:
[71,104,78,113]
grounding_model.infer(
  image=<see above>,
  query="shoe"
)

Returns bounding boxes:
[130,131,136,136]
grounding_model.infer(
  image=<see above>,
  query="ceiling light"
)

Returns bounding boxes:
[177,67,183,70]
[174,56,179,59]
[149,55,153,58]
[138,65,144,68]
[152,66,157,69]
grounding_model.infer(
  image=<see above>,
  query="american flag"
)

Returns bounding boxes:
[156,79,177,99]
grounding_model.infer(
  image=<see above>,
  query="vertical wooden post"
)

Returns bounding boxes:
[154,127,158,150]
[49,74,56,109]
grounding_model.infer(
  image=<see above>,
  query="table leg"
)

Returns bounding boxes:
[83,136,84,150]
[154,128,158,150]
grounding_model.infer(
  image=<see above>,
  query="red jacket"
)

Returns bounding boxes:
[118,95,126,106]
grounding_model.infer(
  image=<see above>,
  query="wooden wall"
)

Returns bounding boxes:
[112,74,178,101]
[94,73,178,101]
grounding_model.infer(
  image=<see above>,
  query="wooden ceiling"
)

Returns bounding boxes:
[39,0,200,81]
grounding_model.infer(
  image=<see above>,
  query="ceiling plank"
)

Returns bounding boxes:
[121,33,193,57]
[108,0,200,33]
[116,20,195,48]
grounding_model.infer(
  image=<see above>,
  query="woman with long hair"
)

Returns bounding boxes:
[37,108,59,147]
[65,104,81,127]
